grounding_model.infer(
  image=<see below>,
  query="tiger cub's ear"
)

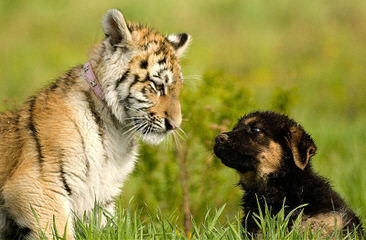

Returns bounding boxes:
[166,33,191,58]
[102,9,132,47]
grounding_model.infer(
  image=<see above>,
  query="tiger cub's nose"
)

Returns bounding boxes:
[165,118,176,131]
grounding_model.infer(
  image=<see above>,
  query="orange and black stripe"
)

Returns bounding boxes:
[28,96,44,171]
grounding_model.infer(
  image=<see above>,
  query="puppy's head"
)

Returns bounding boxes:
[214,111,317,185]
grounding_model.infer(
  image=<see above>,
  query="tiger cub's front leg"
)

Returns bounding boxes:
[2,174,74,239]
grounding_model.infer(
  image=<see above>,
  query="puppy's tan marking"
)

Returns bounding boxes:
[287,126,316,170]
[288,126,305,169]
[244,117,257,125]
[301,213,343,235]
[257,140,282,176]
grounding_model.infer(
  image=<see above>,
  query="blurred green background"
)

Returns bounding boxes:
[0,0,365,227]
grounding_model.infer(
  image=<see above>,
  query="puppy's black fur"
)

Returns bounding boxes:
[214,111,364,236]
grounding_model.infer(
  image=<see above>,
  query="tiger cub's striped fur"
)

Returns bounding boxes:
[0,9,190,239]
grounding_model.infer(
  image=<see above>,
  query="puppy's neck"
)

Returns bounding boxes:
[239,171,268,190]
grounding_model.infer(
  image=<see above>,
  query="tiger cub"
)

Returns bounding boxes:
[0,9,190,239]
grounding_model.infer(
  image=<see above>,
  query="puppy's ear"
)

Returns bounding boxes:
[286,126,317,170]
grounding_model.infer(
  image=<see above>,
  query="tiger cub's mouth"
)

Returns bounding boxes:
[136,117,167,143]
[123,117,169,145]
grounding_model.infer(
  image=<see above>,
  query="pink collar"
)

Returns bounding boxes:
[82,61,104,100]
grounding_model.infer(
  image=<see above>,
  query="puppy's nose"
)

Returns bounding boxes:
[215,133,229,144]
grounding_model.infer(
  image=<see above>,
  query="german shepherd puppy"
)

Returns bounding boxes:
[214,111,364,236]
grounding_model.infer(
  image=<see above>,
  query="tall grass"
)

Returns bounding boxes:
[36,200,364,240]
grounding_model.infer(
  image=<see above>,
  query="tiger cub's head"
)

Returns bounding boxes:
[92,9,191,144]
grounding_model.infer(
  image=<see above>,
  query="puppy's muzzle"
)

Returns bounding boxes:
[215,133,229,144]
[214,133,232,160]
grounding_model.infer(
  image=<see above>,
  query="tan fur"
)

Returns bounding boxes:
[257,140,282,176]
[0,81,81,239]
[93,22,185,129]
[0,9,190,239]
[301,213,343,236]
[243,117,257,125]
[288,126,304,169]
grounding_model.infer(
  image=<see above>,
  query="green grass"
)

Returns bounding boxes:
[1,0,366,239]
[38,201,364,240]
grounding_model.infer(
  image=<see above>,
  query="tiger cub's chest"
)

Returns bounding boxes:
[69,106,138,217]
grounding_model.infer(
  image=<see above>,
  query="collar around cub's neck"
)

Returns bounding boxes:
[82,61,104,100]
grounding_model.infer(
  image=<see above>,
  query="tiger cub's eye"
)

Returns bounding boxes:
[150,82,165,96]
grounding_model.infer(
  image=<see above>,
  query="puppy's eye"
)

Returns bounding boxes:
[251,127,262,133]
